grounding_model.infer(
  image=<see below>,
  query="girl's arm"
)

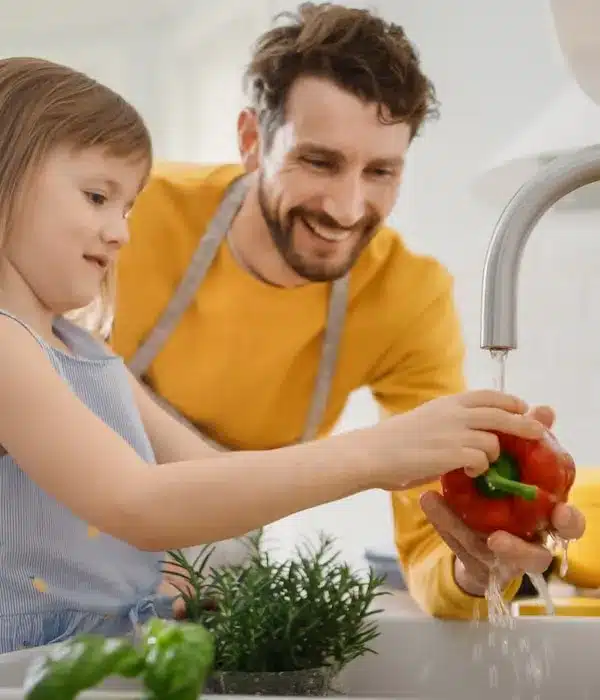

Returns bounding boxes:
[0,318,541,552]
[0,319,374,551]
[126,372,220,462]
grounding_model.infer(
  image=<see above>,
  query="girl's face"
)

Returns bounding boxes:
[3,145,148,315]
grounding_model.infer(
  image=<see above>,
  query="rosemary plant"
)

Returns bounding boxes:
[165,533,388,674]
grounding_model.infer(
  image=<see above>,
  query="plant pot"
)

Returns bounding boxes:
[205,667,335,696]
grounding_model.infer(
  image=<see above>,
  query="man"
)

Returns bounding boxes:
[110,2,585,618]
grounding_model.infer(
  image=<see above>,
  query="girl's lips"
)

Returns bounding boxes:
[83,254,108,269]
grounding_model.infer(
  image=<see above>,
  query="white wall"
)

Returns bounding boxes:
[398,1,600,470]
[0,19,174,157]
[4,1,598,570]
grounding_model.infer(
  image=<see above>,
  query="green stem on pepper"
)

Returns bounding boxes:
[474,453,538,501]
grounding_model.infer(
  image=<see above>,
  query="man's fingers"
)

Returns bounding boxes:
[551,503,586,541]
[420,491,577,591]
[452,548,489,587]
[420,491,495,567]
[420,492,492,585]
[487,531,553,574]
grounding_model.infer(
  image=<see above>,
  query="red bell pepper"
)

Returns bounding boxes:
[440,429,576,540]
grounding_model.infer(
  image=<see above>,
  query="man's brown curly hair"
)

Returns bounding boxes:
[244,2,439,149]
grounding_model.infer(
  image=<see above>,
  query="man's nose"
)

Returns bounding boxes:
[321,174,366,228]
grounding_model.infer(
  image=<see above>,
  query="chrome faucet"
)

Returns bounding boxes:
[481,144,600,351]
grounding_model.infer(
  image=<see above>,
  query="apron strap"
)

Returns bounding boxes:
[300,273,349,442]
[127,175,250,379]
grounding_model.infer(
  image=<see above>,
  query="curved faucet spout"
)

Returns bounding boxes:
[481,144,600,351]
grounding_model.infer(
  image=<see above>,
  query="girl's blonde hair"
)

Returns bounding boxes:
[0,56,153,337]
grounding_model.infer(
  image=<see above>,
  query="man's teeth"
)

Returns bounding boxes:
[307,222,351,242]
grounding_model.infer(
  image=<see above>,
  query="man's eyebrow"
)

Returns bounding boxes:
[294,142,405,168]
[369,156,405,169]
[294,142,344,159]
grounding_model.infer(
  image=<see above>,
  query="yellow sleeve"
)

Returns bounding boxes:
[370,265,466,416]
[369,266,522,619]
[554,468,600,589]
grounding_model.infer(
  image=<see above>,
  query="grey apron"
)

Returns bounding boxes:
[127,174,350,568]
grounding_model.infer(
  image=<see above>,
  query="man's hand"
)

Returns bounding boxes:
[419,405,586,596]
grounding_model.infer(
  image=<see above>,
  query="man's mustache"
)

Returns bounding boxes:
[288,207,379,233]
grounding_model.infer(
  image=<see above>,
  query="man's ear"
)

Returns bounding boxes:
[237,108,260,172]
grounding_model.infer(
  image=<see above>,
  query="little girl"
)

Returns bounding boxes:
[0,56,543,652]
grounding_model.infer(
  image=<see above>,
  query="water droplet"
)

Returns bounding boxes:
[489,664,499,688]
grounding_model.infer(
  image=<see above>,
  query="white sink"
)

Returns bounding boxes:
[337,594,599,699]
[0,593,598,699]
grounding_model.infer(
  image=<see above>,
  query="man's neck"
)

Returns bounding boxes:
[228,179,307,289]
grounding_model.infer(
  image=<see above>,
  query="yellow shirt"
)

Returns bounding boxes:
[110,162,517,618]
[556,468,600,590]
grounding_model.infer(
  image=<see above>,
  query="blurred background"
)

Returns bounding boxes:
[4,0,600,571]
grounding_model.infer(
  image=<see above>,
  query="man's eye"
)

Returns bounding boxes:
[369,168,395,178]
[302,157,331,170]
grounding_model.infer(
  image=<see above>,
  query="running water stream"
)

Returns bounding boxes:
[473,351,573,698]
[487,350,567,622]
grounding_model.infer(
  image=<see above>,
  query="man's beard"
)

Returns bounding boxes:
[257,177,380,283]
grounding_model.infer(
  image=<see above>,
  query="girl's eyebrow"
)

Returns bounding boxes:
[81,177,120,192]
[98,178,121,194]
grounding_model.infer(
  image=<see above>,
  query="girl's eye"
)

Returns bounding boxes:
[85,192,107,206]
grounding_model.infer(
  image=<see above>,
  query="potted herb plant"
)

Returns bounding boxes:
[165,532,388,696]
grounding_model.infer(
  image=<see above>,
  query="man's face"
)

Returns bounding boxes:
[256,76,411,282]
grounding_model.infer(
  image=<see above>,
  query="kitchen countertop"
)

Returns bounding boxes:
[374,589,426,618]
[0,584,593,700]
[374,580,579,620]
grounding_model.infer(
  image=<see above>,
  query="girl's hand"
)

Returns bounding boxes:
[370,389,545,490]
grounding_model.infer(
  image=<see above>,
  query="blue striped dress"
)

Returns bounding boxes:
[0,310,173,653]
